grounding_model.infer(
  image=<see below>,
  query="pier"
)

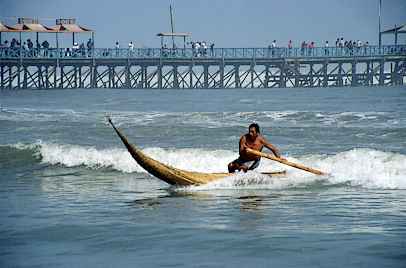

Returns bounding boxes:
[1,46,405,89]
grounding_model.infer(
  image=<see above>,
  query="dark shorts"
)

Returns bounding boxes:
[232,157,261,170]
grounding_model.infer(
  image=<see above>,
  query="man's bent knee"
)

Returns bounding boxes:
[240,165,248,173]
[228,162,237,173]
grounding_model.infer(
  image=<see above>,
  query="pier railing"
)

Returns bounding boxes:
[1,45,405,60]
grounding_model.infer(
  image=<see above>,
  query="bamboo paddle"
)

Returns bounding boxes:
[245,148,326,175]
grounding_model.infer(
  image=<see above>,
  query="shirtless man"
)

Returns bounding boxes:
[228,123,281,173]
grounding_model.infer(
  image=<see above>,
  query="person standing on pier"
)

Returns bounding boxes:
[86,39,93,57]
[72,42,79,57]
[42,40,49,57]
[288,40,293,56]
[271,40,277,56]
[128,41,134,56]
[202,41,208,56]
[194,42,200,57]
[115,41,120,57]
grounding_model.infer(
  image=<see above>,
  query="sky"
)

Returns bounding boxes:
[1,0,406,48]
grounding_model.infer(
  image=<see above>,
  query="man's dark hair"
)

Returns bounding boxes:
[248,123,260,133]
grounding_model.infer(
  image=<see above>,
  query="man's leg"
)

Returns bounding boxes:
[228,162,238,173]
[239,165,248,173]
[228,162,249,173]
[247,159,260,171]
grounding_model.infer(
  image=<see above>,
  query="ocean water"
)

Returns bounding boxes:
[1,86,406,267]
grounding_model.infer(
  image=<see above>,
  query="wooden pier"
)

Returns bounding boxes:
[1,46,405,89]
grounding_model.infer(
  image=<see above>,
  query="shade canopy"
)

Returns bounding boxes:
[157,32,191,49]
[157,32,190,37]
[11,23,56,32]
[0,22,18,32]
[381,24,406,34]
[0,18,92,33]
[380,23,406,46]
[49,24,92,33]
[0,18,94,47]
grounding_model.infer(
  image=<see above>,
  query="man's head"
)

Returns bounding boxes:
[248,123,260,139]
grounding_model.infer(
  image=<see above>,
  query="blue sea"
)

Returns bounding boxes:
[1,86,406,267]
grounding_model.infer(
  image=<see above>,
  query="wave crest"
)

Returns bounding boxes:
[6,142,406,189]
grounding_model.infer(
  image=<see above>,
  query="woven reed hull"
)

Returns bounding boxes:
[109,120,286,185]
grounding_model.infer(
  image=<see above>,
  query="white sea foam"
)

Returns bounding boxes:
[9,141,406,190]
[316,148,406,189]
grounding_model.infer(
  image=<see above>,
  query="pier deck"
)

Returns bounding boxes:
[1,46,405,89]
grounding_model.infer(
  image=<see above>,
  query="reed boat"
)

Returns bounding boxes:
[108,118,286,186]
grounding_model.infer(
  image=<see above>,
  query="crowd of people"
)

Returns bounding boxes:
[1,36,402,59]
[0,38,50,56]
[269,38,371,49]
[269,38,373,57]
[190,41,215,57]
[0,38,94,57]
[157,41,215,57]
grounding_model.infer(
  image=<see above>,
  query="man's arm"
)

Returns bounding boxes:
[239,135,247,154]
[261,136,281,158]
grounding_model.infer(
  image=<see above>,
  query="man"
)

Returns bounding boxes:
[115,41,120,57]
[324,40,329,56]
[228,123,281,173]
[128,41,134,51]
[86,38,93,57]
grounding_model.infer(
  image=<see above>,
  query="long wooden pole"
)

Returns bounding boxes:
[379,0,382,48]
[170,4,175,50]
[246,148,326,175]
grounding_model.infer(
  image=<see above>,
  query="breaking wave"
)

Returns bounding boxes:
[4,141,406,190]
